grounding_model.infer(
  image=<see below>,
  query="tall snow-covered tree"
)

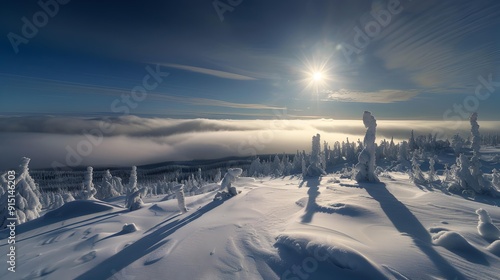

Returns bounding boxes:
[409,153,426,184]
[175,184,188,213]
[354,111,379,183]
[456,154,481,194]
[469,113,488,191]
[306,134,326,177]
[427,156,439,183]
[125,166,139,207]
[80,166,97,200]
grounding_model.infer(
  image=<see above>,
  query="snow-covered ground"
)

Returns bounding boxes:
[2,171,500,280]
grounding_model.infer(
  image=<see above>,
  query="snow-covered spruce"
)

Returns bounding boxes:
[175,184,188,213]
[455,154,481,194]
[125,166,139,208]
[469,113,490,194]
[409,153,426,185]
[476,208,500,241]
[80,166,97,200]
[306,134,326,177]
[0,157,42,228]
[427,156,440,183]
[96,169,121,200]
[354,111,379,183]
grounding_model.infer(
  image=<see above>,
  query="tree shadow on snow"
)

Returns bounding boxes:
[74,198,227,280]
[300,176,322,223]
[362,182,468,280]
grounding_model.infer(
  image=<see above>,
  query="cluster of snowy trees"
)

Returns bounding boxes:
[441,113,498,196]
[0,156,243,228]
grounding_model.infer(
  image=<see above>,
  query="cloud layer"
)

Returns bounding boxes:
[324,89,420,103]
[1,116,499,170]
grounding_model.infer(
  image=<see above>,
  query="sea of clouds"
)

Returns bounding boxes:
[1,115,499,170]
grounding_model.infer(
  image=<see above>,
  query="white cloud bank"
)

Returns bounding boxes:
[1,116,499,170]
[324,89,421,103]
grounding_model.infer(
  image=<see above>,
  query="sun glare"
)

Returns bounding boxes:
[312,72,323,81]
[297,53,334,96]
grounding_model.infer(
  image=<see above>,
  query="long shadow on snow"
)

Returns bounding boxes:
[0,211,124,245]
[362,182,470,279]
[300,176,321,223]
[74,198,226,280]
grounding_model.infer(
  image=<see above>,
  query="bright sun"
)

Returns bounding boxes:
[312,72,323,81]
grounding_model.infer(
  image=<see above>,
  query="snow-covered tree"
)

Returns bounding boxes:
[456,154,481,194]
[0,157,42,228]
[62,193,75,203]
[128,166,138,192]
[443,164,453,183]
[80,166,97,200]
[398,141,409,163]
[175,184,188,213]
[125,166,139,208]
[214,168,222,183]
[126,187,148,211]
[220,168,242,196]
[299,157,305,177]
[354,111,379,183]
[96,170,121,200]
[427,156,440,183]
[306,134,326,177]
[50,193,65,210]
[469,113,488,191]
[248,157,262,177]
[409,153,426,184]
[271,155,284,177]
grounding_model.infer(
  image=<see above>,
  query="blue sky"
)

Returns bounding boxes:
[1,0,500,120]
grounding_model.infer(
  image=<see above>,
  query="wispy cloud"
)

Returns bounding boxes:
[146,93,285,110]
[0,73,280,111]
[160,63,257,80]
[324,89,420,103]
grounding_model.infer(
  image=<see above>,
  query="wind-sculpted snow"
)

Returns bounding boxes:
[44,200,117,220]
[275,232,392,279]
[487,240,500,257]
[476,208,500,241]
